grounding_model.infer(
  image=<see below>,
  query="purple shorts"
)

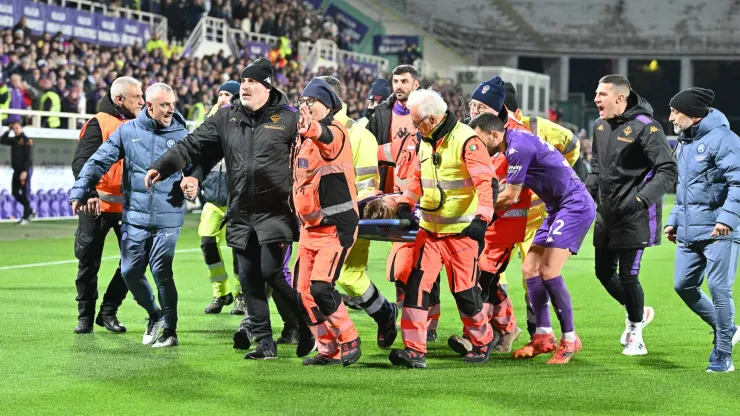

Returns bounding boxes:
[532,192,595,254]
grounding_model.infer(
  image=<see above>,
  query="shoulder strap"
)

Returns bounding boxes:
[635,115,653,125]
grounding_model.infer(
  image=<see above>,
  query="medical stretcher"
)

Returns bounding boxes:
[357,219,418,242]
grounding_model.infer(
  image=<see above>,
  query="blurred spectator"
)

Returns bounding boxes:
[38,78,61,128]
[12,17,31,40]
[5,74,27,126]
[61,86,84,129]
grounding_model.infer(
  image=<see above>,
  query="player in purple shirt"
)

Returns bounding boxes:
[470,113,595,365]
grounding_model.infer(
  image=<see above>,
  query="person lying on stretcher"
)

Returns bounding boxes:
[360,193,421,224]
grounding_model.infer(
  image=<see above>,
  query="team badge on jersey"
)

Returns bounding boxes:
[623,126,632,136]
[166,139,175,148]
[597,125,604,131]
[697,143,706,154]
[271,114,281,123]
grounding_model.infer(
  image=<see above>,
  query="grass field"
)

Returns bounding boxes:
[1,199,739,415]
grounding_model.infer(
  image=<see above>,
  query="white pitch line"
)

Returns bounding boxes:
[0,248,202,271]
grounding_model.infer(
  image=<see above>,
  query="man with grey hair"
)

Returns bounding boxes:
[70,82,194,348]
[388,88,499,368]
[70,76,144,335]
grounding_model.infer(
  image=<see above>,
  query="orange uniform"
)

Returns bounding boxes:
[396,113,496,355]
[78,113,127,213]
[292,117,359,360]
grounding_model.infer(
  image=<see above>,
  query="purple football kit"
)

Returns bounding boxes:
[504,129,595,254]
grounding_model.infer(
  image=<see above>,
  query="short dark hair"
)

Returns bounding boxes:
[392,65,418,80]
[599,74,631,90]
[317,76,343,99]
[468,112,505,133]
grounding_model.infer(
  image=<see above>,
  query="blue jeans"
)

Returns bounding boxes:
[120,224,180,331]
[674,240,739,354]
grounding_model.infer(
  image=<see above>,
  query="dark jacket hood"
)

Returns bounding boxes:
[618,91,654,121]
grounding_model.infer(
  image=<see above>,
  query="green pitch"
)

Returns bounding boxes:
[1,200,739,415]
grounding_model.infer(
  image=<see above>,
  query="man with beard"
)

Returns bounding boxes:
[146,58,315,360]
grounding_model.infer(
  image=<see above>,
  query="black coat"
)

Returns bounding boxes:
[586,93,677,250]
[367,95,397,192]
[151,88,300,249]
[0,131,33,172]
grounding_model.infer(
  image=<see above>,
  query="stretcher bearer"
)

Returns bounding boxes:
[389,89,497,368]
[318,76,399,349]
[470,113,595,365]
[376,67,442,342]
[292,79,362,366]
[448,149,528,355]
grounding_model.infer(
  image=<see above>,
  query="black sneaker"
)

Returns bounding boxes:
[303,353,341,366]
[230,294,246,315]
[296,324,317,358]
[152,330,179,348]
[389,348,426,368]
[244,338,278,360]
[340,337,362,367]
[448,334,473,356]
[205,293,234,314]
[377,303,398,349]
[74,317,94,334]
[276,325,299,345]
[464,339,494,364]
[340,293,362,311]
[427,330,438,342]
[233,328,252,350]
[95,313,126,333]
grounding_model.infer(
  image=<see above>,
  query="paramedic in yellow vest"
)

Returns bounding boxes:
[39,78,61,129]
[503,82,580,337]
[389,89,497,368]
[318,76,398,349]
[0,82,10,124]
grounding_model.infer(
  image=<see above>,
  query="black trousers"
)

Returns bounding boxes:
[234,234,301,341]
[11,169,32,219]
[595,247,646,323]
[74,212,129,319]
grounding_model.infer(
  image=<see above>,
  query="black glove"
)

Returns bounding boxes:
[461,215,488,243]
[397,203,418,229]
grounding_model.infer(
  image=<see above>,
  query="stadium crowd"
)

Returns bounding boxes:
[0,14,467,127]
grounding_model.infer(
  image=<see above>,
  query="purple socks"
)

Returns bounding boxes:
[525,277,552,328]
[543,275,575,333]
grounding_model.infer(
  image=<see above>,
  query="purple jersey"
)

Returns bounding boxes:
[504,129,586,210]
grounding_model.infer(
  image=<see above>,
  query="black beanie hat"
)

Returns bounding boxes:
[669,87,714,118]
[503,82,518,112]
[240,58,273,89]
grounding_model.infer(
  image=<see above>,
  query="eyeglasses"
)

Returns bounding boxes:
[297,98,317,108]
[412,115,428,129]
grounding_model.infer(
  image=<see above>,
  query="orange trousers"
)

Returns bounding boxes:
[398,229,493,354]
[295,225,358,359]
[476,242,517,335]
[387,241,441,332]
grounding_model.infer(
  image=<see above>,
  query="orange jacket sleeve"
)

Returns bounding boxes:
[399,152,422,206]
[303,120,346,159]
[378,142,395,166]
[463,137,496,223]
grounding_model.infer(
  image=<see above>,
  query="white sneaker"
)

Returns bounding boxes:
[622,322,648,356]
[142,317,165,345]
[152,332,179,348]
[621,306,654,346]
[18,219,29,226]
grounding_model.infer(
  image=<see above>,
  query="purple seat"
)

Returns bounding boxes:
[37,191,50,218]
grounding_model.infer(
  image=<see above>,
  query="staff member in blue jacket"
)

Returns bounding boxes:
[666,87,740,373]
[70,83,196,348]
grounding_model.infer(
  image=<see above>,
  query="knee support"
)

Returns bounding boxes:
[403,268,429,310]
[453,286,484,317]
[310,281,342,317]
[200,236,221,263]
[429,276,441,305]
[479,270,500,303]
